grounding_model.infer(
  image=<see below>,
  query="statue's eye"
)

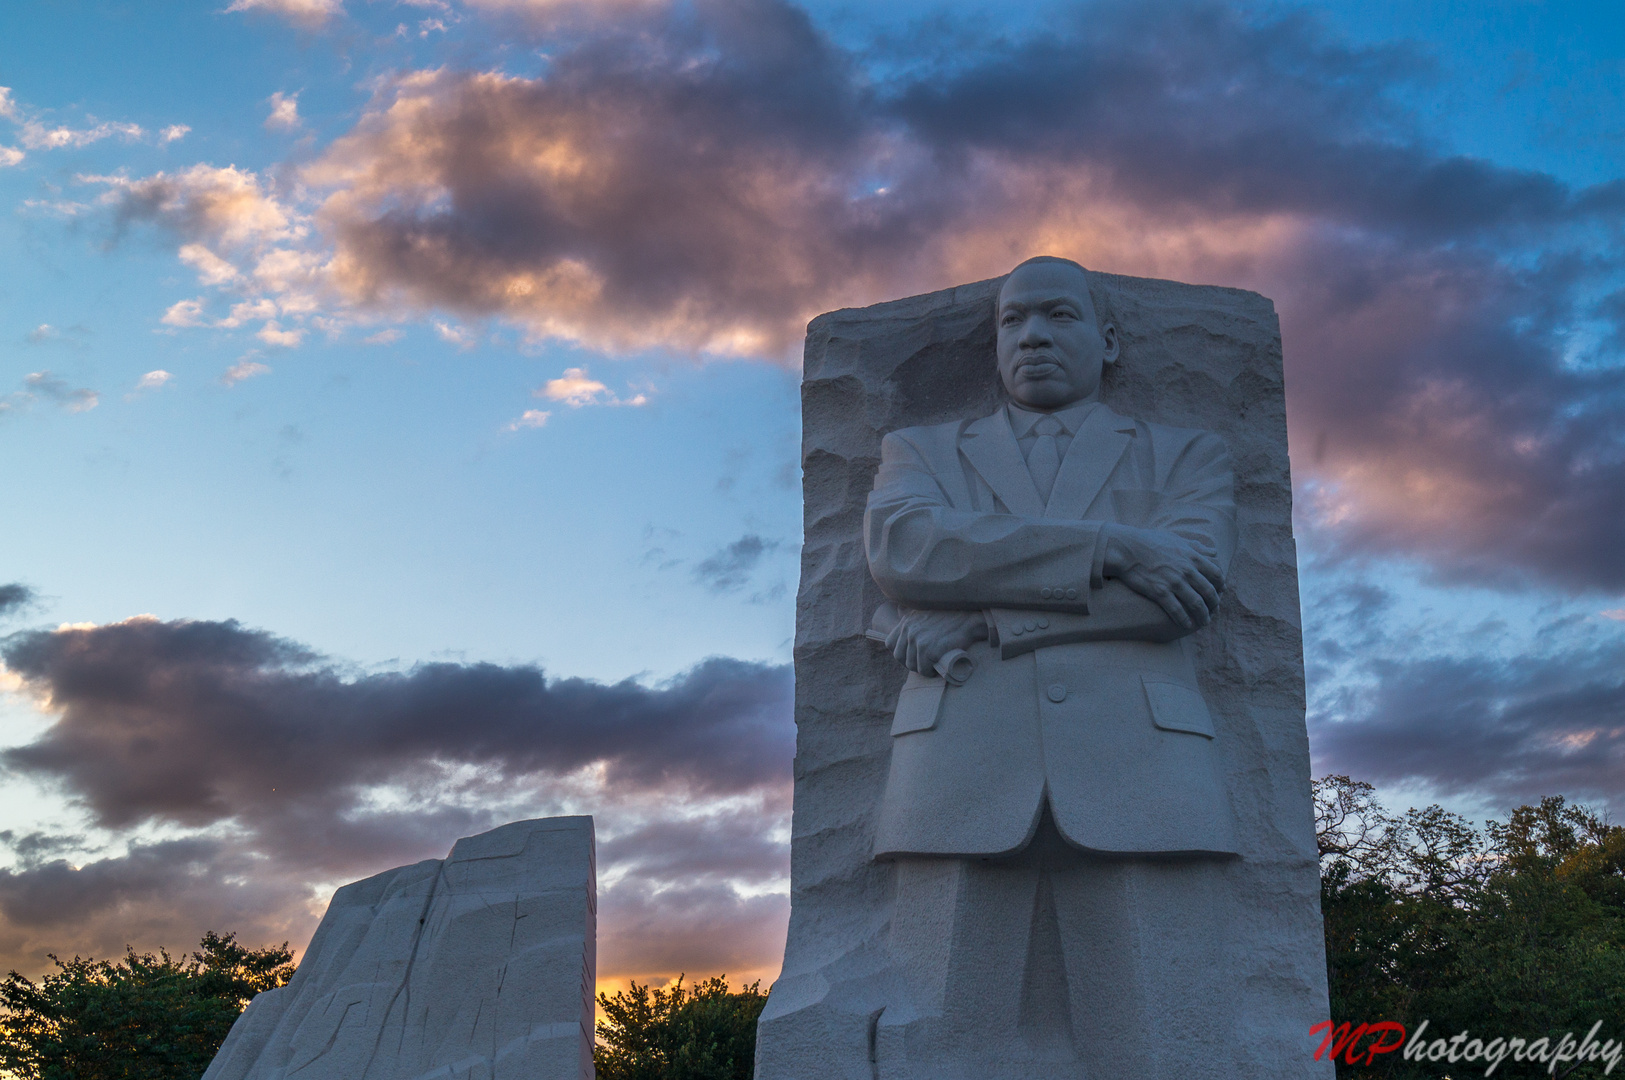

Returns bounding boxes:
[1051,310,1075,321]
[1000,314,1021,326]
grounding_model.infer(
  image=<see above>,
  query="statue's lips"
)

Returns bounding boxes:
[1014,358,1062,377]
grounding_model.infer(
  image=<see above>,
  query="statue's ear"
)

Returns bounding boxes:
[1100,323,1121,366]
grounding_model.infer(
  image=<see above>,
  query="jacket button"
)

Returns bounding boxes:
[1065,588,1079,599]
[1010,624,1024,636]
[1040,587,1053,599]
[1038,618,1049,629]
[1047,683,1067,703]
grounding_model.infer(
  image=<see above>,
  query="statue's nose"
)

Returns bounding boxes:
[1020,316,1052,346]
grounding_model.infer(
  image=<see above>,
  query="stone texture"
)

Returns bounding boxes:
[755,274,1333,1078]
[204,816,596,1080]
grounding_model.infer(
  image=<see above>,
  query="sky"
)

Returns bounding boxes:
[0,0,1622,995]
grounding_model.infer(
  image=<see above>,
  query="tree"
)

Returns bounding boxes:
[0,931,294,1080]
[595,975,768,1080]
[1315,776,1625,1079]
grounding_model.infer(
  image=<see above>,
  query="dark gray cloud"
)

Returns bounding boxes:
[21,371,98,413]
[1,616,792,831]
[0,615,794,977]
[1305,575,1625,811]
[888,3,1616,240]
[599,808,788,886]
[692,534,780,593]
[0,584,35,619]
[0,835,317,975]
[1312,645,1625,810]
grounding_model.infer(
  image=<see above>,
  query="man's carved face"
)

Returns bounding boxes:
[996,260,1119,411]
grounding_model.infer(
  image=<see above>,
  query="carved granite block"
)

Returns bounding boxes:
[756,271,1333,1078]
[204,816,596,1080]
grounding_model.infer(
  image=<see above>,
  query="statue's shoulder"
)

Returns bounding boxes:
[1122,411,1231,469]
[879,416,976,461]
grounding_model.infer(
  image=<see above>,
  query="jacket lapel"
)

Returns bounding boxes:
[1044,405,1135,520]
[959,410,1046,518]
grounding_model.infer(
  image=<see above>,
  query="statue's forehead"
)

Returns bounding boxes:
[999,266,1091,307]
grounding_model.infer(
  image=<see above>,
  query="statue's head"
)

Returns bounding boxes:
[996,256,1119,411]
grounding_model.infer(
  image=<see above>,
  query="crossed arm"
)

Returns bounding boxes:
[865,429,1236,676]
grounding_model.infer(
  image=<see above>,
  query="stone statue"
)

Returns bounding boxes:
[755,261,1333,1079]
[862,256,1239,1076]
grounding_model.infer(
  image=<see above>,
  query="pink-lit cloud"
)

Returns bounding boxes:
[265,91,301,132]
[225,0,343,29]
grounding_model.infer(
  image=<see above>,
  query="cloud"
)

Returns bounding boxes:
[0,584,36,619]
[133,370,173,392]
[598,878,788,984]
[179,243,243,287]
[299,25,891,356]
[0,86,174,159]
[24,323,90,348]
[462,0,661,12]
[0,616,794,979]
[256,322,304,347]
[265,92,301,132]
[504,408,551,431]
[0,835,320,974]
[1314,645,1625,813]
[222,359,272,385]
[363,328,402,344]
[57,0,1625,593]
[22,372,97,413]
[225,0,343,28]
[21,324,95,349]
[91,164,303,249]
[539,366,648,408]
[433,320,476,349]
[219,298,279,328]
[1304,570,1625,813]
[693,534,780,594]
[92,166,329,341]
[161,298,209,328]
[594,807,791,981]
[19,119,143,150]
[542,367,607,406]
[0,617,794,831]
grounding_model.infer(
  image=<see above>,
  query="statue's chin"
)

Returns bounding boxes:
[1008,385,1092,411]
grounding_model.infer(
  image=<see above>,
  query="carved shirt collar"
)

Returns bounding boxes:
[1005,399,1100,438]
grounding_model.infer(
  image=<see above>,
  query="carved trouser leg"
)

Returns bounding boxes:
[879,814,1234,1079]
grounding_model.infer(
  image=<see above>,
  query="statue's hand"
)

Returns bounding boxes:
[886,608,989,676]
[1103,525,1224,632]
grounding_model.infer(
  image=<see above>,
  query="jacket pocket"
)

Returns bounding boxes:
[892,671,948,736]
[1141,676,1216,738]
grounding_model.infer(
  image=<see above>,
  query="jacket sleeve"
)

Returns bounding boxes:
[987,585,1184,656]
[1139,428,1238,569]
[864,430,1102,611]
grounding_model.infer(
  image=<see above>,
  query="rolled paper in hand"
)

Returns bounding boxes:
[935,648,974,685]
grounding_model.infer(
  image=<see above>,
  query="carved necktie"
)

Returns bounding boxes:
[1027,414,1063,503]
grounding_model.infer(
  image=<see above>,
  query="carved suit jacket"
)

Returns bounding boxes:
[863,401,1239,858]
